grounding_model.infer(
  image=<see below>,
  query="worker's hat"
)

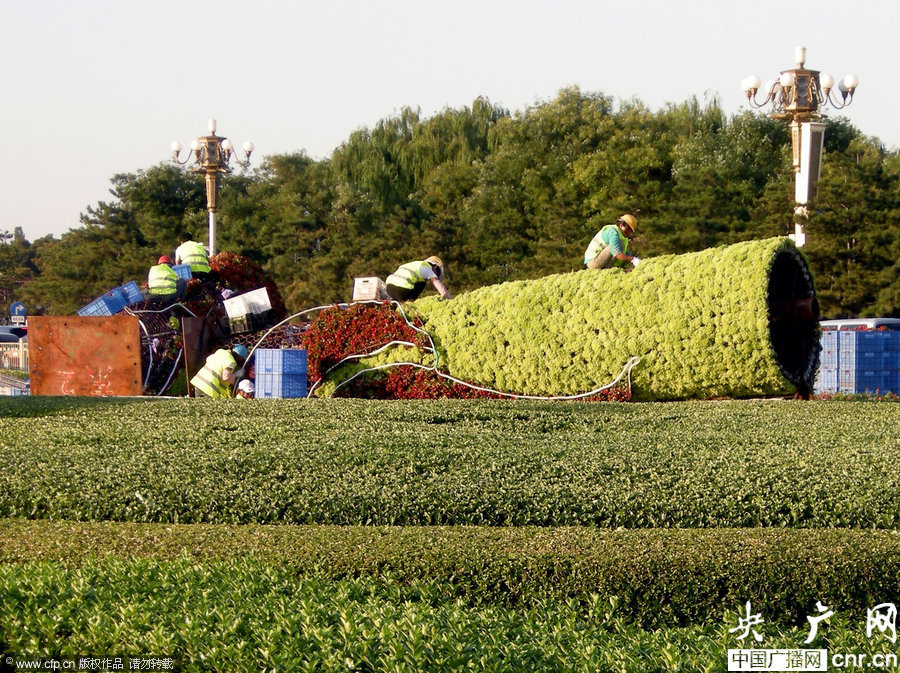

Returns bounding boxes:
[425,255,444,269]
[158,255,173,265]
[617,214,637,232]
[232,344,248,360]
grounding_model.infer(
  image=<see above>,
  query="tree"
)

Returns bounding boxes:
[110,164,206,253]
[0,228,35,317]
[660,111,791,253]
[804,131,900,317]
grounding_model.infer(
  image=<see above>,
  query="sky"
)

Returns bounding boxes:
[1,0,896,242]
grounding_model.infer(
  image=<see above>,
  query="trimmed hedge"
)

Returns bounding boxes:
[387,237,819,401]
[6,555,897,672]
[0,397,898,528]
[3,520,900,629]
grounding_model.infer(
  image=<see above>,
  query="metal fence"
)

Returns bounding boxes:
[0,340,29,372]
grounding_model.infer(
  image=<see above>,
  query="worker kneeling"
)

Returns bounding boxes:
[385,256,453,302]
[191,344,248,398]
[584,214,642,270]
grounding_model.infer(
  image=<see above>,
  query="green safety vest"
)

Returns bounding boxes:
[176,241,211,274]
[190,349,236,399]
[386,261,428,290]
[584,225,630,266]
[148,264,177,296]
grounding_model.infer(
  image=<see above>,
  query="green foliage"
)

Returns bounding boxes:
[1,542,899,669]
[1,396,899,669]
[1,397,898,527]
[397,238,808,400]
[0,227,35,315]
[3,521,900,630]
[804,133,900,318]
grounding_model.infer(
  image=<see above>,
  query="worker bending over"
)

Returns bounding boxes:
[175,233,211,278]
[584,214,642,270]
[385,256,453,301]
[191,344,248,398]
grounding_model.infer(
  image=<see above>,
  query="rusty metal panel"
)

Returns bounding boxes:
[28,315,142,396]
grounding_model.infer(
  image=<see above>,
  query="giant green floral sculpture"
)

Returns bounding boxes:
[398,237,819,401]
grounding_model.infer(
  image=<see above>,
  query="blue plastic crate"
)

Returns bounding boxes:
[281,350,307,375]
[77,289,127,316]
[101,288,127,314]
[840,348,883,370]
[840,330,887,353]
[119,280,143,306]
[172,264,192,280]
[881,351,900,369]
[840,369,893,394]
[255,349,279,374]
[820,329,839,352]
[820,348,839,369]
[254,372,307,399]
[814,367,839,395]
[255,349,307,375]
[77,297,113,317]
[885,371,900,395]
[886,331,900,352]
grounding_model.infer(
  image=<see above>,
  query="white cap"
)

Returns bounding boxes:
[238,379,255,395]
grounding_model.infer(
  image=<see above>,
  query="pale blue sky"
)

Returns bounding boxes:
[1,0,894,241]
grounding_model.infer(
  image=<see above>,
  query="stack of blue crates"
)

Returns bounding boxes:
[254,348,307,399]
[815,328,900,395]
[76,281,145,316]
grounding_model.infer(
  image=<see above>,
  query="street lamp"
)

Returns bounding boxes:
[171,119,254,257]
[742,46,858,246]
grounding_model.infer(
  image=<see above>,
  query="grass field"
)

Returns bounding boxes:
[1,397,899,671]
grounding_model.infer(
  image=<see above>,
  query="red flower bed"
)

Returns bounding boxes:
[301,302,430,382]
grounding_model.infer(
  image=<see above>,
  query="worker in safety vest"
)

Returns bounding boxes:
[583,214,642,270]
[175,234,211,278]
[147,255,183,305]
[190,344,247,398]
[385,256,453,301]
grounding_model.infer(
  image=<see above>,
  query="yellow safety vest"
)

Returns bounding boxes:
[190,349,236,398]
[175,241,211,274]
[386,261,428,290]
[148,264,177,296]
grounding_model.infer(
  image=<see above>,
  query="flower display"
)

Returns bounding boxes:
[402,237,819,401]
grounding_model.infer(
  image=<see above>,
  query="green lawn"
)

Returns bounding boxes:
[1,397,898,671]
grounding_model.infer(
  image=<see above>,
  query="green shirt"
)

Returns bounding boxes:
[584,225,630,266]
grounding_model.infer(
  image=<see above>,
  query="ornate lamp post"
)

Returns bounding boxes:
[171,119,253,257]
[742,46,858,246]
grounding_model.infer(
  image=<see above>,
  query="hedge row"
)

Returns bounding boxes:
[2,554,881,673]
[3,520,900,630]
[380,237,818,401]
[1,397,897,528]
